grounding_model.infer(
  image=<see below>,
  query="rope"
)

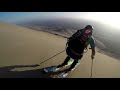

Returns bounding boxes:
[90,59,94,78]
[38,50,66,66]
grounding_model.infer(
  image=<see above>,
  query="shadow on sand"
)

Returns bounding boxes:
[0,64,67,78]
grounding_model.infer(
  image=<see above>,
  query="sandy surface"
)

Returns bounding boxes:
[0,22,120,78]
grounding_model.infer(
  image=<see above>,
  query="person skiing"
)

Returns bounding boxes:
[44,25,96,77]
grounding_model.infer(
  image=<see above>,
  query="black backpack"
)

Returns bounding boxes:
[66,29,92,59]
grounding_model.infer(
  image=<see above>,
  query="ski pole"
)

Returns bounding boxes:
[90,58,94,78]
[39,50,66,66]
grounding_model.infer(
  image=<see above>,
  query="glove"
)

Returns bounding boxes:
[91,55,94,60]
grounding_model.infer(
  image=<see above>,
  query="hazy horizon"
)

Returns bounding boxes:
[0,12,120,30]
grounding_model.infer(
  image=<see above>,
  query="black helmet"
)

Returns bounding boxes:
[84,25,94,30]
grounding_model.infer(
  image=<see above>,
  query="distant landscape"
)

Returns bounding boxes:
[16,18,120,60]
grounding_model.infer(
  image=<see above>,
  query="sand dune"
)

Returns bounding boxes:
[0,22,120,78]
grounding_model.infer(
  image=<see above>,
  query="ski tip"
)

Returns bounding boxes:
[43,68,49,73]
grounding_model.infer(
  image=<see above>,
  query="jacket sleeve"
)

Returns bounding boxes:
[89,36,96,49]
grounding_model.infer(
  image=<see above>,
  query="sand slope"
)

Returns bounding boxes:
[0,22,120,78]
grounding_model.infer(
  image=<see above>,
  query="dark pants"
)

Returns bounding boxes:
[57,55,83,72]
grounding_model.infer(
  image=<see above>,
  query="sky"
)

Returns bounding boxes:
[0,12,120,29]
[0,12,87,23]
